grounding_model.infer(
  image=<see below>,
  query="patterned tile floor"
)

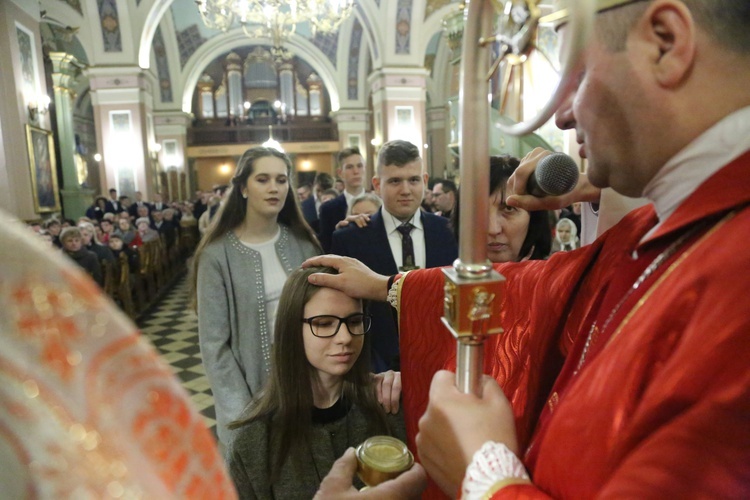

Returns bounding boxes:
[137,276,217,436]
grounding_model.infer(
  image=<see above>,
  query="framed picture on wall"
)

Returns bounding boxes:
[26,124,61,213]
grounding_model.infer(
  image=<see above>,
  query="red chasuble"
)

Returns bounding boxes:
[399,152,750,498]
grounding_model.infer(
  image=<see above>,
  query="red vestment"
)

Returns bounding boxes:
[399,152,750,498]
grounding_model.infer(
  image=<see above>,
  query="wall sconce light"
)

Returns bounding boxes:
[28,95,51,122]
[93,153,102,162]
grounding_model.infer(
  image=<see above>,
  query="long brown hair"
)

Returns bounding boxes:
[190,147,321,307]
[231,266,391,479]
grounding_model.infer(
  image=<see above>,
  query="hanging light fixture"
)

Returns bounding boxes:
[195,0,354,49]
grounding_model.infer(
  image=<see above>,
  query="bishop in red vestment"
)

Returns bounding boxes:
[399,150,750,498]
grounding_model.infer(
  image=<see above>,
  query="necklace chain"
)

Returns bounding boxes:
[575,221,709,374]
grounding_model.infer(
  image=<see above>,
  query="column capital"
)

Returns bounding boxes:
[330,109,371,123]
[154,110,192,130]
[86,66,154,106]
[367,67,430,94]
[49,52,84,95]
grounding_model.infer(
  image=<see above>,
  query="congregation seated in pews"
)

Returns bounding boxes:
[28,198,201,320]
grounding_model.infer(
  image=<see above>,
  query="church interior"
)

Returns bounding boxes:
[0,0,574,223]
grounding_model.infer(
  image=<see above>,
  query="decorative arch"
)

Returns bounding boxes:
[138,0,174,69]
[178,30,341,114]
[352,0,382,66]
[415,4,457,61]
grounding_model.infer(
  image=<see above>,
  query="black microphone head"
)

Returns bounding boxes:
[535,153,579,196]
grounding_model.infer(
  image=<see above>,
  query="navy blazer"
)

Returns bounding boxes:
[330,208,458,371]
[300,196,319,232]
[318,194,348,252]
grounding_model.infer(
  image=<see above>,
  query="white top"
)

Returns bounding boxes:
[241,228,286,338]
[382,208,426,269]
[641,106,750,242]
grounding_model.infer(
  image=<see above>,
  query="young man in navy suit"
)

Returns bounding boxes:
[318,147,367,252]
[330,140,458,372]
[301,172,334,233]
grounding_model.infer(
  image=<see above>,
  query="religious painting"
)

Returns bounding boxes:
[16,22,39,103]
[26,125,61,213]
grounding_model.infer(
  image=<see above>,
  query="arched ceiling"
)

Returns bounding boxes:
[41,0,463,115]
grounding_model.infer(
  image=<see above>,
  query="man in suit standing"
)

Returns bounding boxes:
[105,188,122,214]
[128,191,151,219]
[318,147,367,252]
[330,140,458,372]
[152,192,167,212]
[301,172,334,233]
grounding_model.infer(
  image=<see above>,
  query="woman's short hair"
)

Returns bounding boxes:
[347,192,383,216]
[60,227,81,242]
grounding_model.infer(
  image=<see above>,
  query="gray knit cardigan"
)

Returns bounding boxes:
[196,225,318,447]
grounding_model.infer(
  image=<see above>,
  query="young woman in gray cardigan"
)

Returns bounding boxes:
[192,147,321,448]
[227,267,405,499]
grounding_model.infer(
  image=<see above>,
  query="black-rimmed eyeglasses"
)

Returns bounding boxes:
[302,313,372,338]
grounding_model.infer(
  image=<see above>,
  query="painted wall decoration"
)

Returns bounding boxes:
[395,0,413,54]
[152,27,173,102]
[16,23,39,104]
[347,19,363,100]
[60,0,84,15]
[97,0,122,52]
[313,31,338,67]
[177,25,207,68]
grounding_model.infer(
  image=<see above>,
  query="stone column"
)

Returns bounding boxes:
[367,67,428,167]
[88,66,157,200]
[50,52,94,219]
[154,110,191,200]
[331,108,371,177]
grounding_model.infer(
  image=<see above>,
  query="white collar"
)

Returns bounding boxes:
[641,106,750,241]
[381,207,423,235]
[343,188,365,207]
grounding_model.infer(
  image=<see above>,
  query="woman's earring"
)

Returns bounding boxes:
[242,193,248,199]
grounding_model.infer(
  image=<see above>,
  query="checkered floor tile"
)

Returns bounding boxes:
[137,276,217,436]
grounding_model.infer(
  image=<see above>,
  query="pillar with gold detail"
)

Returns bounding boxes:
[50,52,94,219]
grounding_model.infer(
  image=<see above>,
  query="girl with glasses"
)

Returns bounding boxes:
[227,266,405,499]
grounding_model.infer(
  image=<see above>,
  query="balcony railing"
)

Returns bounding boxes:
[187,119,338,146]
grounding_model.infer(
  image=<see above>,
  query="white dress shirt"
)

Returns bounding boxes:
[381,208,426,270]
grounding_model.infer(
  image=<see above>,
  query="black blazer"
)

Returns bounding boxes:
[330,208,458,371]
[318,194,348,252]
[105,200,122,214]
[128,201,152,218]
[301,196,319,232]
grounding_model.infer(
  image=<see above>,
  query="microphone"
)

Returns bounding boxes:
[526,153,579,197]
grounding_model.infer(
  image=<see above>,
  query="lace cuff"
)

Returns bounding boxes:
[461,442,530,500]
[386,271,411,309]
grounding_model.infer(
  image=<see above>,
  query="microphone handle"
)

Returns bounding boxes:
[526,172,548,198]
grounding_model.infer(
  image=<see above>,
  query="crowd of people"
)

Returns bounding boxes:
[27,189,202,311]
[8,1,749,497]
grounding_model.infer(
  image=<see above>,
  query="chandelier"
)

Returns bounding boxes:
[196,0,354,49]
